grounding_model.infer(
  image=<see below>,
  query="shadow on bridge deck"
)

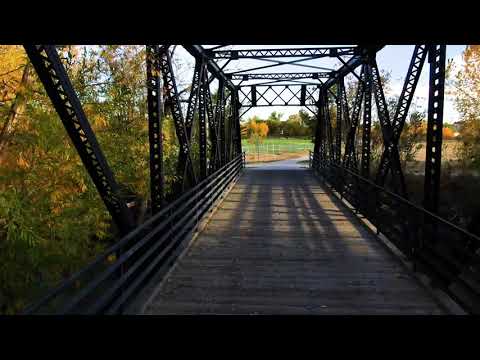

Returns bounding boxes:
[141,164,447,314]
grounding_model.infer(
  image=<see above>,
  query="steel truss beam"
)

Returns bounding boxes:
[360,63,373,178]
[335,78,343,164]
[324,91,335,163]
[146,45,165,214]
[216,80,227,167]
[225,92,235,163]
[184,60,204,140]
[313,90,324,158]
[183,45,236,92]
[208,47,358,59]
[24,45,135,234]
[158,46,197,194]
[228,72,333,81]
[238,84,320,107]
[342,65,365,171]
[376,45,428,188]
[423,45,446,213]
[183,45,242,173]
[197,63,208,180]
[203,68,221,174]
[233,91,242,156]
[228,56,335,75]
[370,58,407,196]
[322,45,385,91]
[181,58,207,181]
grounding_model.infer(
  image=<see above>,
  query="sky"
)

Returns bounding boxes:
[174,45,467,124]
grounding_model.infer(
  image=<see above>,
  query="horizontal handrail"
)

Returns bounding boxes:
[310,151,480,314]
[310,151,480,244]
[102,165,241,314]
[71,160,242,314]
[24,153,245,314]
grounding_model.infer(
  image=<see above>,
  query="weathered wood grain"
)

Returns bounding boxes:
[143,168,446,315]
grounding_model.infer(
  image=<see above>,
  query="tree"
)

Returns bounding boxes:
[267,111,282,122]
[298,109,315,140]
[398,111,425,166]
[264,111,282,136]
[0,45,188,314]
[246,119,269,160]
[284,114,306,137]
[452,45,480,169]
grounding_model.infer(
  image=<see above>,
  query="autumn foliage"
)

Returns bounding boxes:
[453,45,480,168]
[442,127,455,140]
[246,119,269,139]
[0,45,182,314]
[245,118,269,160]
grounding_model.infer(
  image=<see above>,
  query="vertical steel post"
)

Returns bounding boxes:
[335,78,343,164]
[360,62,373,179]
[146,45,165,214]
[423,45,446,213]
[216,80,226,166]
[234,90,243,156]
[198,63,208,179]
[324,91,335,164]
[204,71,220,174]
[300,84,306,106]
[313,91,324,161]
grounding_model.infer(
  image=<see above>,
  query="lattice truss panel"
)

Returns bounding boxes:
[313,44,444,208]
[238,85,320,107]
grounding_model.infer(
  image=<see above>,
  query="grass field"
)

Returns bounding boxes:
[241,137,313,163]
[241,138,462,165]
[241,137,314,155]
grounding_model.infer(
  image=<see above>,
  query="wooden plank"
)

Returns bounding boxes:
[142,168,447,315]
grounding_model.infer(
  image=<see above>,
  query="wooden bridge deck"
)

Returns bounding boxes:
[142,167,446,315]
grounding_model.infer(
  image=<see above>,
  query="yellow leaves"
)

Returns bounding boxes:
[50,190,62,203]
[56,162,72,176]
[247,119,269,138]
[443,127,455,140]
[79,182,87,193]
[0,45,28,102]
[16,153,29,169]
[246,119,269,145]
[107,254,116,263]
[92,114,109,130]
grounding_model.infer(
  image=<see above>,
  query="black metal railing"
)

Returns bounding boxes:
[310,151,480,314]
[23,153,245,315]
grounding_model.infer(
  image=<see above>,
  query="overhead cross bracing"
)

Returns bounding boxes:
[199,45,382,117]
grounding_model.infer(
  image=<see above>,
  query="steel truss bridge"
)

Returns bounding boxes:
[21,45,480,315]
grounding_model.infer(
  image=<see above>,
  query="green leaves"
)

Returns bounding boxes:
[0,46,190,313]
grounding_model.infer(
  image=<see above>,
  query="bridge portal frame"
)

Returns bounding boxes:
[23,43,473,314]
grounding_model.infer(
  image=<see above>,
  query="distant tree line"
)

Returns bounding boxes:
[241,110,316,139]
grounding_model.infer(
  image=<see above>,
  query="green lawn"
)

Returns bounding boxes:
[241,137,314,154]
